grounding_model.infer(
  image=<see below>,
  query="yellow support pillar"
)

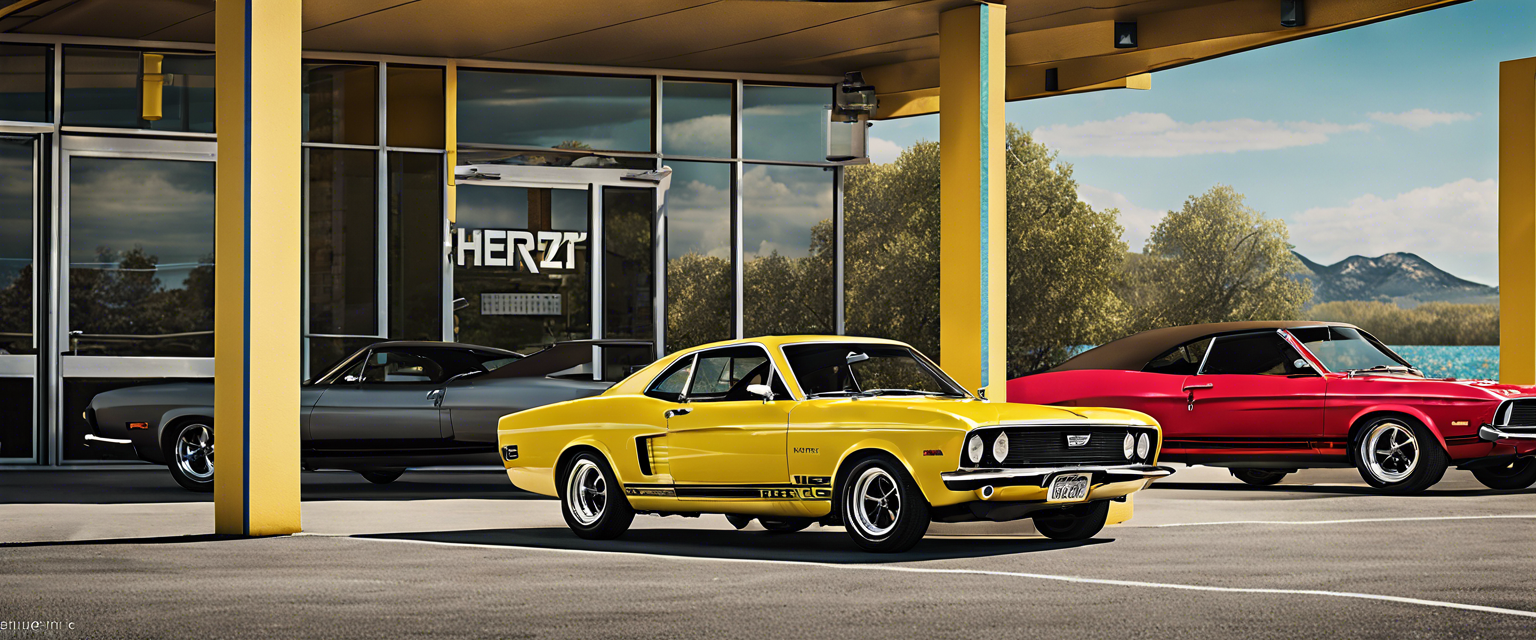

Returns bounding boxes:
[214,0,303,536]
[1502,57,1536,385]
[939,2,1006,396]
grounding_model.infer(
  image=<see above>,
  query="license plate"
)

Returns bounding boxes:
[1047,473,1091,503]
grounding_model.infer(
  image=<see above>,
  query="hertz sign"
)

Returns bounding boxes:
[454,228,587,274]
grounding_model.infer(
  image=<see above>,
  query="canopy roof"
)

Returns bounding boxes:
[1,0,1464,118]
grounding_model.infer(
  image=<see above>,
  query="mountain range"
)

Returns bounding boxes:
[1292,251,1499,308]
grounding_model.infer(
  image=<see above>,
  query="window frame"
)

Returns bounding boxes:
[682,344,782,403]
[1195,330,1316,377]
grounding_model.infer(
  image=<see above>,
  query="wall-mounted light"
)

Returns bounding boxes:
[1281,0,1305,28]
[828,72,876,163]
[141,53,165,121]
[1114,22,1138,49]
[834,71,877,120]
[1045,68,1060,92]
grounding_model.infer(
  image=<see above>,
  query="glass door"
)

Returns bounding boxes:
[450,167,668,380]
[0,136,40,463]
[58,137,217,462]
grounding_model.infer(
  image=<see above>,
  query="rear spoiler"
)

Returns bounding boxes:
[477,339,654,379]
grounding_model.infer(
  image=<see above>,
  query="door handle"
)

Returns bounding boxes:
[664,407,692,419]
[1182,383,1212,411]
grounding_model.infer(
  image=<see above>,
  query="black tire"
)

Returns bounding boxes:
[1353,416,1447,494]
[1472,458,1536,491]
[725,514,754,530]
[164,420,215,493]
[359,469,406,484]
[838,455,929,553]
[1231,468,1290,487]
[1033,500,1111,541]
[759,517,814,533]
[558,451,634,540]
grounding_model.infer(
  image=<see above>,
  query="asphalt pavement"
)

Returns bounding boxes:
[2,465,1534,639]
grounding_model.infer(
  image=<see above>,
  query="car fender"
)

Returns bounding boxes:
[1344,404,1449,452]
[145,406,215,464]
[553,436,624,491]
[831,435,957,507]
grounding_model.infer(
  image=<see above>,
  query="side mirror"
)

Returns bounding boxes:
[746,384,775,402]
[452,297,469,311]
[1294,359,1312,370]
[845,351,870,365]
[977,388,988,401]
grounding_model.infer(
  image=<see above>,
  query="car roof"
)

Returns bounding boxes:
[1048,321,1360,373]
[682,335,910,351]
[368,341,522,356]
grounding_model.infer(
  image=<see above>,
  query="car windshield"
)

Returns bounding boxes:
[1287,327,1418,375]
[781,343,967,398]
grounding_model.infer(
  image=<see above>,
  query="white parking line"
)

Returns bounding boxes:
[314,533,1536,620]
[1144,514,1536,528]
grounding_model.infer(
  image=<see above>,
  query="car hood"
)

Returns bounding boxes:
[805,396,1157,431]
[1341,374,1536,400]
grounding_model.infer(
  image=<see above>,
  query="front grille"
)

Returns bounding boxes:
[1504,400,1536,426]
[971,425,1157,467]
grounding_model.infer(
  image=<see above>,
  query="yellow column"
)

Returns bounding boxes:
[214,0,303,536]
[939,3,1006,396]
[445,61,457,223]
[1502,58,1536,385]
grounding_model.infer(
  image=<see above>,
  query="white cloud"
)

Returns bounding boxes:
[1031,112,1370,158]
[1289,178,1498,284]
[867,136,902,164]
[1367,109,1476,131]
[1077,185,1165,251]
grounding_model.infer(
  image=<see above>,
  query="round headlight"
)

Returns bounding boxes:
[967,435,984,465]
[1122,433,1135,459]
[992,432,1009,463]
[1137,432,1151,460]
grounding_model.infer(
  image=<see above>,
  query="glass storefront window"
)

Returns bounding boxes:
[387,65,445,149]
[0,44,50,123]
[603,187,657,379]
[63,48,215,133]
[0,138,35,355]
[304,62,378,146]
[67,157,216,357]
[387,152,444,341]
[742,85,830,162]
[742,164,835,336]
[664,161,733,352]
[0,377,32,460]
[662,80,732,158]
[458,70,652,152]
[454,184,590,353]
[307,148,379,336]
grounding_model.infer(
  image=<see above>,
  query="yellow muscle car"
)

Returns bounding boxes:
[498,336,1173,553]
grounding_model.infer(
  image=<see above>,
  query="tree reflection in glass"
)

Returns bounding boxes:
[742,164,835,337]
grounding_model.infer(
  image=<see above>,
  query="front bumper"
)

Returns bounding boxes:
[939,464,1175,492]
[1480,424,1536,441]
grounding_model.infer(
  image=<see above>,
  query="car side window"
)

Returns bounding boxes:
[687,347,775,402]
[361,350,445,384]
[1143,338,1213,375]
[645,355,695,402]
[331,358,366,384]
[1199,333,1310,376]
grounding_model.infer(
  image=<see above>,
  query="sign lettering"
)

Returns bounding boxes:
[455,228,586,274]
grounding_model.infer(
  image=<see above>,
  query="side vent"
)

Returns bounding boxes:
[637,435,670,477]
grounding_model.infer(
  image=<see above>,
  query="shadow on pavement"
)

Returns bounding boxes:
[360,527,1110,564]
[1151,481,1535,498]
[0,470,541,505]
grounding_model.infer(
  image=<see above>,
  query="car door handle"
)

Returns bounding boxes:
[1182,384,1214,391]
[664,407,692,419]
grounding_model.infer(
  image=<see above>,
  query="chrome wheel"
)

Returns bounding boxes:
[851,467,901,538]
[1364,421,1418,483]
[565,458,607,527]
[174,423,214,482]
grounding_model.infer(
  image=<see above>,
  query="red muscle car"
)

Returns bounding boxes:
[1007,321,1536,494]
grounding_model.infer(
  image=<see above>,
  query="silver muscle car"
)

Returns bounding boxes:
[84,340,649,491]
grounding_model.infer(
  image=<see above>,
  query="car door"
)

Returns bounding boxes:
[308,348,449,452]
[1181,331,1326,448]
[664,344,794,488]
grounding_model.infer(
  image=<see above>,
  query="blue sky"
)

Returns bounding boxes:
[867,0,1532,286]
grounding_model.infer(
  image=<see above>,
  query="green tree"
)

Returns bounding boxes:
[1120,185,1311,334]
[844,125,1127,376]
